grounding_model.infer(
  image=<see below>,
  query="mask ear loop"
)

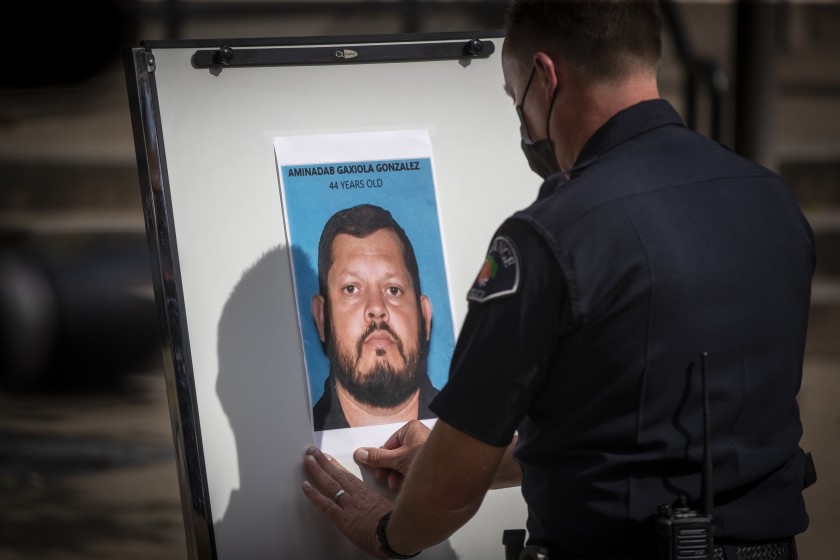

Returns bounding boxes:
[518,64,560,146]
[543,66,560,146]
[516,67,537,144]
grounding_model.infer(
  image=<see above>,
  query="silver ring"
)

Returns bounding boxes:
[332,488,346,505]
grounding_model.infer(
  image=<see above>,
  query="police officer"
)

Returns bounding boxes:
[301,1,815,559]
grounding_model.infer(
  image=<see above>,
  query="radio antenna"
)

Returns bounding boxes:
[700,351,713,516]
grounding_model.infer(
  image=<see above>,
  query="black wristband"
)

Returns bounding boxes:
[376,511,420,559]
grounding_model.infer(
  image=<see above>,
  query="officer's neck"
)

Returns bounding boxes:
[553,72,660,171]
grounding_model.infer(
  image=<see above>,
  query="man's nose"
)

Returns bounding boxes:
[365,290,389,321]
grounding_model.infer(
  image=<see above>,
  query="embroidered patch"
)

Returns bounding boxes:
[467,234,520,303]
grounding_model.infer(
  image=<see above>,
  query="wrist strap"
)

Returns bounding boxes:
[376,511,420,559]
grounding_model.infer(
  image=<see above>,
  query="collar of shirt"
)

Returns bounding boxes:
[537,99,686,201]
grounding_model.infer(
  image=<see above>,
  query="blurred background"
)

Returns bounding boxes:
[0,1,837,558]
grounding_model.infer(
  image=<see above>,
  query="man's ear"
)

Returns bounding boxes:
[420,295,433,341]
[533,51,560,103]
[311,294,326,342]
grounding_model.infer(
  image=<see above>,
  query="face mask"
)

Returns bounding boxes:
[520,138,561,180]
[516,67,561,179]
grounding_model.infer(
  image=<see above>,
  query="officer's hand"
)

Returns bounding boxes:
[302,445,392,559]
[354,419,431,493]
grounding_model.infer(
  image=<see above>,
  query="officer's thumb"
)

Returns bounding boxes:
[354,447,395,469]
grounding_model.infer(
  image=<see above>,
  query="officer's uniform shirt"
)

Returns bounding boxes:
[429,100,815,557]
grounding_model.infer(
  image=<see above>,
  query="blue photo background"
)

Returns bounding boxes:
[280,157,456,406]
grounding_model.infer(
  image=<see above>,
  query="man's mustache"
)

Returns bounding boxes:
[355,320,406,362]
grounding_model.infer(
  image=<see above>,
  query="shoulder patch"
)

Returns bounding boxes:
[467,234,521,303]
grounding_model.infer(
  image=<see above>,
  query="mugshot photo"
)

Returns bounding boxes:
[275,130,456,437]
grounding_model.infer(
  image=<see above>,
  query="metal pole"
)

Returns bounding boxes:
[733,0,780,170]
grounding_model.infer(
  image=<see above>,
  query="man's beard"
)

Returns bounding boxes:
[325,316,429,409]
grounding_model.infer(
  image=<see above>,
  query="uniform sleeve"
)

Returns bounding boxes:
[429,218,571,447]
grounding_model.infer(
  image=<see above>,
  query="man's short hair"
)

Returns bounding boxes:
[317,204,422,304]
[504,0,663,80]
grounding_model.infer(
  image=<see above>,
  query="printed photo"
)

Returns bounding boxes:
[274,130,456,451]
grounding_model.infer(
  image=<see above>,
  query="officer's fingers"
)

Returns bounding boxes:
[306,446,365,494]
[374,466,389,484]
[308,446,346,478]
[354,446,376,466]
[379,422,412,450]
[355,446,399,469]
[390,419,431,450]
[301,480,342,521]
[304,453,341,497]
[387,470,404,493]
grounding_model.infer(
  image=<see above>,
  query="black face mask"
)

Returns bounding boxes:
[516,67,561,179]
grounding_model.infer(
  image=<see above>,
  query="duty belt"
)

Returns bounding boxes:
[535,537,797,560]
[713,538,796,560]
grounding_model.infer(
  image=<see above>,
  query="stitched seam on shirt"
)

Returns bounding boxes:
[505,214,581,327]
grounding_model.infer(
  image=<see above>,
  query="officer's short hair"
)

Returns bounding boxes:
[317,204,422,304]
[504,0,663,80]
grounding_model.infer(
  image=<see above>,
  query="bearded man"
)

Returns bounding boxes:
[310,204,437,431]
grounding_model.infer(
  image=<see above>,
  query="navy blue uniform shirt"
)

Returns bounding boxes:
[430,99,815,557]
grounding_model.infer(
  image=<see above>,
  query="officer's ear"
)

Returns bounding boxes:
[420,295,433,341]
[311,294,326,342]
[532,51,561,103]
